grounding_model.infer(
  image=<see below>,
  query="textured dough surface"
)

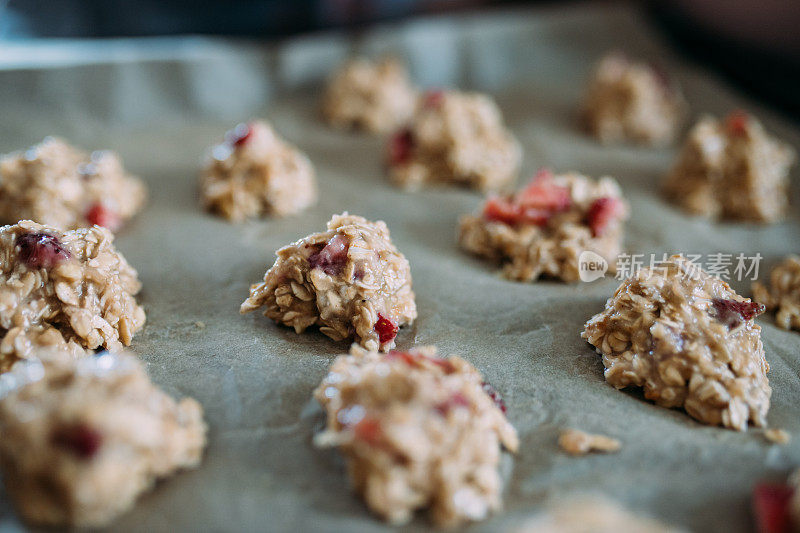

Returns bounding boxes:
[582,254,770,431]
[0,220,145,371]
[0,350,206,527]
[313,344,518,527]
[241,213,416,351]
[0,137,147,231]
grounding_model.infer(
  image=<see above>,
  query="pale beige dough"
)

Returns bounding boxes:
[663,113,795,223]
[314,344,518,527]
[582,53,685,146]
[0,137,147,231]
[241,213,416,352]
[582,254,770,431]
[0,349,206,527]
[387,90,520,191]
[0,220,146,371]
[513,495,682,532]
[322,57,417,134]
[200,120,317,222]
[459,171,628,282]
[752,255,800,331]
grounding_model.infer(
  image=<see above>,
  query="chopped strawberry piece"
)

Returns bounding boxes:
[17,232,71,270]
[386,350,456,373]
[482,381,507,414]
[712,298,765,329]
[725,110,749,137]
[483,196,551,226]
[436,392,471,416]
[86,203,122,232]
[388,128,414,166]
[517,171,571,212]
[374,314,398,344]
[585,197,624,237]
[753,483,794,533]
[422,89,444,108]
[225,122,253,147]
[52,423,103,459]
[353,417,383,446]
[308,234,349,276]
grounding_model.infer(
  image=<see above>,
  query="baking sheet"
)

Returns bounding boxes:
[1,2,800,532]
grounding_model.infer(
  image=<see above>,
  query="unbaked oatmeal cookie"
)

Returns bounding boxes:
[387,89,521,191]
[582,254,769,431]
[0,221,146,371]
[582,53,685,146]
[753,255,800,332]
[0,349,206,527]
[241,213,416,351]
[200,120,317,222]
[0,137,147,231]
[322,57,417,134]
[663,111,796,223]
[459,170,628,282]
[314,344,518,527]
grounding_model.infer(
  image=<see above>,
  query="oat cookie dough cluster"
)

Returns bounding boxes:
[663,111,796,223]
[0,221,146,371]
[582,254,770,431]
[322,57,418,134]
[459,170,628,282]
[582,53,684,146]
[314,345,518,527]
[387,90,521,191]
[0,350,206,527]
[0,137,147,232]
[241,213,416,351]
[200,120,317,222]
[753,255,800,332]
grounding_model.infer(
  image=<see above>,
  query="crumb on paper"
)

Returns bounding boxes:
[765,428,791,445]
[559,429,621,456]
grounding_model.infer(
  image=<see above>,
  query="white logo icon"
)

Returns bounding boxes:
[578,251,608,282]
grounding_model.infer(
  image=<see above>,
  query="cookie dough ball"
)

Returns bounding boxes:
[241,213,416,351]
[753,255,800,331]
[0,137,147,232]
[0,220,146,371]
[0,350,206,527]
[387,90,521,191]
[459,169,628,282]
[200,121,317,222]
[582,53,685,146]
[313,344,518,527]
[663,111,796,223]
[322,57,417,134]
[582,254,770,431]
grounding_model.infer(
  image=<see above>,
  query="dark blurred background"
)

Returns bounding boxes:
[1,0,800,124]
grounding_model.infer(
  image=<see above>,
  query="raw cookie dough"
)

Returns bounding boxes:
[513,496,681,532]
[0,220,146,371]
[753,255,800,331]
[459,170,628,282]
[200,120,317,222]
[0,136,147,232]
[387,89,521,191]
[582,254,769,431]
[240,213,416,352]
[313,344,518,527]
[0,350,206,527]
[663,111,796,223]
[582,53,684,146]
[322,57,417,134]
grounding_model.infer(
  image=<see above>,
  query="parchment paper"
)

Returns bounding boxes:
[0,3,799,532]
